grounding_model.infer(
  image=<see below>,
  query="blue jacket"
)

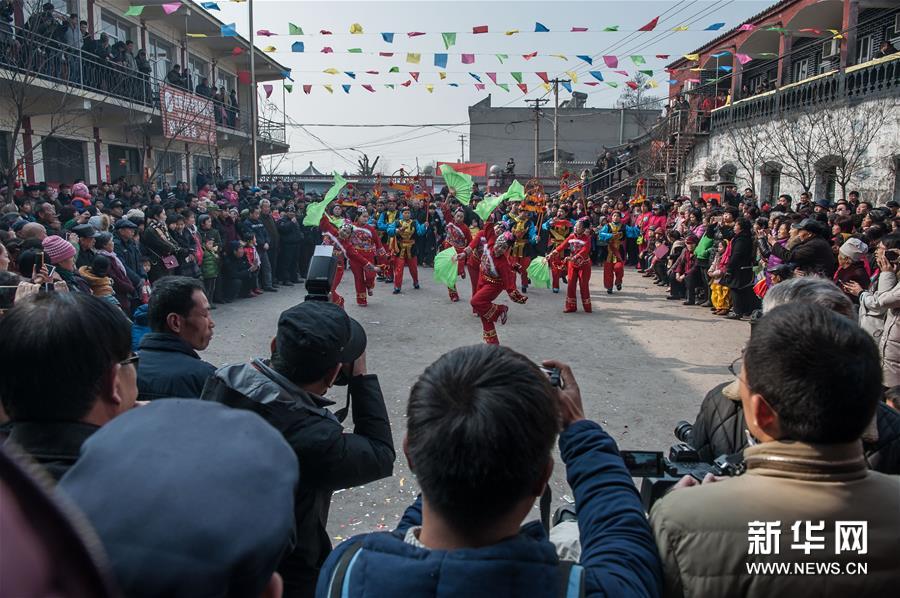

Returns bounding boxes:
[386,217,427,238]
[316,420,663,598]
[137,332,216,400]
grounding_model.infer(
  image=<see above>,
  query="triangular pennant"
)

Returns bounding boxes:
[381,32,394,43]
[536,72,549,83]
[535,22,549,33]
[426,84,434,93]
[321,47,333,53]
[603,55,618,68]
[656,54,670,59]
[124,6,145,17]
[263,84,273,98]
[342,84,351,94]
[385,84,395,89]
[522,51,538,60]
[284,84,292,93]
[473,25,488,34]
[257,29,276,37]
[486,72,497,84]
[362,84,375,92]
[735,53,752,65]
[407,31,425,37]
[647,79,659,88]
[262,46,276,53]
[200,2,220,10]
[347,48,362,53]
[584,82,600,86]
[366,70,379,75]
[626,81,639,89]
[409,72,419,81]
[719,65,733,72]
[605,82,619,88]
[683,53,700,61]
[469,72,482,82]
[496,54,508,64]
[323,68,339,75]
[221,23,237,37]
[461,53,475,64]
[705,22,725,31]
[639,16,659,31]
[162,2,180,15]
[565,71,578,83]
[442,32,456,49]
[288,23,303,35]
[291,41,304,52]
[711,51,730,58]
[350,23,363,34]
[576,55,593,65]
[389,66,399,73]
[505,30,519,36]
[401,80,412,87]
[517,83,528,94]
[739,24,755,32]
[589,71,604,81]
[320,30,332,35]
[449,83,459,87]
[511,72,523,83]
[439,71,447,80]
[603,25,619,32]
[434,53,448,68]
[561,81,572,93]
[639,69,653,76]
[630,55,646,65]
[550,54,568,60]
[672,25,689,32]
[186,33,207,38]
[406,53,421,64]
[380,52,394,57]
[304,84,313,94]
[542,82,551,92]
[344,71,356,79]
[475,83,486,91]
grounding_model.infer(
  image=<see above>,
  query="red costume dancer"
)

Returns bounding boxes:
[348,208,384,306]
[550,219,593,313]
[543,208,574,293]
[506,207,537,292]
[441,206,472,302]
[465,229,487,298]
[320,217,375,309]
[598,211,626,294]
[387,207,427,293]
[376,197,400,283]
[470,229,527,344]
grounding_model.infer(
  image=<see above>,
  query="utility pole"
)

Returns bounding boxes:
[249,0,259,184]
[457,134,466,163]
[526,98,548,177]
[550,78,570,177]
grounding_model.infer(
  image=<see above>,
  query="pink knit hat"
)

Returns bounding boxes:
[42,235,76,265]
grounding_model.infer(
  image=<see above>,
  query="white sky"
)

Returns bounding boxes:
[206,0,770,173]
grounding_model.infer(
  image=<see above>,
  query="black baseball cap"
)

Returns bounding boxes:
[275,302,366,371]
[72,224,101,238]
[114,218,137,230]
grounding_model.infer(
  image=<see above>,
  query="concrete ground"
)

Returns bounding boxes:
[204,264,749,541]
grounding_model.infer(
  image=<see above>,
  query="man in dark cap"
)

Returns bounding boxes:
[59,400,297,598]
[114,218,146,300]
[769,218,837,277]
[73,223,100,268]
[202,300,395,598]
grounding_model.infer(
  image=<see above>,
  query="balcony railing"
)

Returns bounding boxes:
[710,54,900,129]
[0,25,284,146]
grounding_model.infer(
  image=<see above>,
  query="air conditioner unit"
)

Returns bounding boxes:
[822,38,840,59]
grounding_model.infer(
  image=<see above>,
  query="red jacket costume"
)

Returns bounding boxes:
[554,232,593,313]
[470,227,527,344]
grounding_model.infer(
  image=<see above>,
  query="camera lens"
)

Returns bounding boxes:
[673,420,694,444]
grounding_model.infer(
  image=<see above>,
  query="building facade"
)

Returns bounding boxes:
[0,0,289,188]
[665,0,900,204]
[468,94,660,179]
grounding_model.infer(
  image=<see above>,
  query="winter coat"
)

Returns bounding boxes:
[202,360,395,598]
[770,235,837,278]
[651,439,900,598]
[241,216,269,246]
[260,212,280,253]
[201,247,220,279]
[136,332,216,400]
[4,422,99,481]
[724,231,755,289]
[114,234,146,289]
[277,216,302,246]
[316,420,662,598]
[859,271,900,386]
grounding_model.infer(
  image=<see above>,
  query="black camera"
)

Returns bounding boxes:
[304,245,337,302]
[621,422,744,512]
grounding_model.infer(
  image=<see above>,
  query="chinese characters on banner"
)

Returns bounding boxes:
[159,85,217,145]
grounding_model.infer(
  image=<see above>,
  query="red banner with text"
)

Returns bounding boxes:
[437,161,488,178]
[160,85,217,146]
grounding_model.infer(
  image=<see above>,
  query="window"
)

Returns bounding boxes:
[794,58,809,82]
[187,53,209,89]
[193,155,213,177]
[42,137,85,184]
[216,71,236,94]
[108,145,141,184]
[50,0,77,14]
[154,150,183,186]
[221,158,238,180]
[857,34,874,63]
[148,35,174,84]
[101,10,135,45]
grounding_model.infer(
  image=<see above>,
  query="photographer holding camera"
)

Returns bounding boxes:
[201,283,395,598]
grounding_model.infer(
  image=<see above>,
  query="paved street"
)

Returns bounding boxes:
[204,265,749,541]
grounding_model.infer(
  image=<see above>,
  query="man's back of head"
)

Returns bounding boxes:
[0,293,132,422]
[744,302,881,443]
[407,344,559,533]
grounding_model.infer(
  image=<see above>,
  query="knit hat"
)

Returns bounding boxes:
[42,235,76,265]
[839,238,868,262]
[72,182,91,200]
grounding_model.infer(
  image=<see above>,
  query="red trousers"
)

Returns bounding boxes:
[510,255,531,288]
[448,248,466,301]
[331,264,345,308]
[466,261,480,296]
[548,252,564,291]
[565,262,592,313]
[470,282,506,344]
[350,260,376,305]
[603,261,624,290]
[393,256,419,289]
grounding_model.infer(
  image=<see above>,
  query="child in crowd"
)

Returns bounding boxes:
[222,240,254,302]
[242,232,262,296]
[201,236,220,309]
[708,239,732,315]
[78,255,119,307]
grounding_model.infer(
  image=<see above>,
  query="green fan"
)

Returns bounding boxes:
[303,172,347,226]
[440,164,473,205]
[474,180,526,221]
[527,256,551,289]
[433,247,459,288]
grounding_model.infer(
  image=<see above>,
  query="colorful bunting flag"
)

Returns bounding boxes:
[200,2,220,10]
[613,70,629,76]
[288,23,303,35]
[162,2,180,15]
[381,32,394,43]
[257,29,275,37]
[409,72,419,81]
[262,45,276,52]
[705,23,725,31]
[342,85,351,93]
[187,33,207,38]
[589,71,604,81]
[536,72,549,83]
[475,83,486,90]
[344,71,356,79]
[389,66,399,72]
[350,23,363,34]
[124,6,144,16]
[522,51,538,60]
[603,25,619,32]
[434,53,447,68]
[362,84,375,92]
[603,55,618,68]
[497,83,510,92]
[711,51,730,58]
[263,84,273,98]
[505,30,519,36]
[496,54,508,64]
[576,55,593,65]
[626,81,639,89]
[401,80,411,87]
[550,54,568,60]
[605,82,619,88]
[473,25,488,34]
[385,84,395,89]
[647,79,659,88]
[305,85,313,94]
[656,54,670,59]
[561,81,572,93]
[799,28,821,35]
[284,84,293,93]
[584,82,600,86]
[366,70,379,75]
[517,83,527,94]
[639,16,659,31]
[323,68,339,75]
[631,55,646,65]
[379,52,393,57]
[719,65,733,72]
[406,52,421,64]
[320,30,332,35]
[439,72,446,80]
[442,32,456,49]
[348,48,362,53]
[511,72,523,83]
[407,31,425,37]
[535,22,549,33]
[565,71,578,83]
[461,53,475,64]
[683,53,700,61]
[221,23,237,37]
[542,82,551,92]
[449,83,459,87]
[738,24,755,32]
[321,47,333,53]
[426,84,434,93]
[291,41,304,52]
[486,72,497,84]
[638,69,653,76]
[571,27,588,32]
[469,73,482,82]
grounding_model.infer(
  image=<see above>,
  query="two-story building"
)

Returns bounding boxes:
[663,0,899,203]
[0,0,289,188]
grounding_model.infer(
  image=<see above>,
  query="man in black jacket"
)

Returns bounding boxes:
[201,300,395,598]
[769,218,837,278]
[113,218,146,309]
[137,276,215,400]
[276,206,301,285]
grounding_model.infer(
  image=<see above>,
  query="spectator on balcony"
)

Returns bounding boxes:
[213,87,226,126]
[875,40,898,60]
[228,89,240,127]
[61,13,80,50]
[0,0,13,49]
[26,3,58,41]
[166,64,186,89]
[135,48,151,76]
[123,40,137,70]
[195,76,212,98]
[91,32,110,62]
